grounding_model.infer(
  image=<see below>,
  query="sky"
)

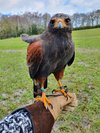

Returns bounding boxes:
[0,0,100,15]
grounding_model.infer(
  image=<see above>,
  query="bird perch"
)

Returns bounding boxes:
[0,92,78,133]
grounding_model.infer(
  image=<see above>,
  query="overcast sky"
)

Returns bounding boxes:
[0,0,100,15]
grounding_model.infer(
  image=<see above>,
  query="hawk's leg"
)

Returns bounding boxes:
[34,79,52,109]
[53,80,72,98]
[54,69,72,98]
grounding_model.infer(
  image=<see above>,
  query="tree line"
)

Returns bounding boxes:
[0,10,100,39]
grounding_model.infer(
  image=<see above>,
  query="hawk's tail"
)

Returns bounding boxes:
[33,79,48,98]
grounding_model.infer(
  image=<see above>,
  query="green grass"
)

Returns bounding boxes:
[0,28,100,132]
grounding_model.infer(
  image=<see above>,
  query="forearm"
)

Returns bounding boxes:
[0,108,34,133]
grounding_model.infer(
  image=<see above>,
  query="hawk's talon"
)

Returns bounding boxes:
[52,86,67,94]
[50,104,53,109]
[64,86,68,93]
[52,88,72,98]
[52,89,56,94]
[34,92,53,109]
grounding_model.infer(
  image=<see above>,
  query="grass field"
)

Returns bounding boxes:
[0,28,100,133]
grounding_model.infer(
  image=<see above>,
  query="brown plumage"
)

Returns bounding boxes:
[21,13,75,101]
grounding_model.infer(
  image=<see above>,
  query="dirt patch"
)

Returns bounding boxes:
[77,48,99,53]
[52,120,64,133]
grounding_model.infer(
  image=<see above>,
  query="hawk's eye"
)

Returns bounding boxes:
[50,19,55,25]
[65,18,70,23]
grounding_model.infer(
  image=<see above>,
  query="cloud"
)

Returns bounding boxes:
[69,0,100,12]
[0,0,100,15]
[42,0,77,15]
[0,0,20,10]
[0,0,45,13]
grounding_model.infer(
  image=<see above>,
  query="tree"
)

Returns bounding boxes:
[0,10,100,39]
[43,13,51,29]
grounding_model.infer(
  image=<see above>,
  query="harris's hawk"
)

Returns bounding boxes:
[21,13,75,108]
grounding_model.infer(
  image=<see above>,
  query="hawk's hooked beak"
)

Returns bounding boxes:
[58,22,63,28]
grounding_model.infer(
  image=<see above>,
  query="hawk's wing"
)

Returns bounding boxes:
[20,34,41,44]
[27,41,43,79]
[67,51,75,66]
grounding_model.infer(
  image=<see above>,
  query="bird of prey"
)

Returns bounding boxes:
[21,13,75,108]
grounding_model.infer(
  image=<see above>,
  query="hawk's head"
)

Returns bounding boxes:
[48,13,72,33]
